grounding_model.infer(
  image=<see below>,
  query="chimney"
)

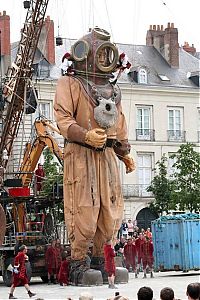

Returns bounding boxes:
[146,24,164,51]
[183,41,196,56]
[164,22,179,68]
[146,22,179,68]
[0,11,11,74]
[38,16,55,65]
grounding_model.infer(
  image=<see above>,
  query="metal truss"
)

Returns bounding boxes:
[0,0,49,168]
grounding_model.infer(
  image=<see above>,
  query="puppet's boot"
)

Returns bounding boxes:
[115,267,129,283]
[90,257,108,283]
[91,257,129,284]
[69,259,103,286]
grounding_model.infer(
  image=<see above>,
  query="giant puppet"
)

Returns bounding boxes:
[54,27,135,285]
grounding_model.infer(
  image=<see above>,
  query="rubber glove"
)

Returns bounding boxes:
[85,128,107,148]
[122,154,136,173]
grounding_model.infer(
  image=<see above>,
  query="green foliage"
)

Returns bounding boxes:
[41,148,63,197]
[147,155,175,215]
[170,143,200,212]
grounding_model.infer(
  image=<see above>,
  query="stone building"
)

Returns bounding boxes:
[1,13,199,228]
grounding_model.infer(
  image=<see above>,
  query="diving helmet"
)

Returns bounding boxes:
[71,27,119,78]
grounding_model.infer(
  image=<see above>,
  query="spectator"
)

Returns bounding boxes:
[186,283,200,300]
[127,219,134,237]
[108,296,129,300]
[121,220,128,239]
[160,287,175,300]
[107,292,129,300]
[79,292,93,300]
[137,287,153,300]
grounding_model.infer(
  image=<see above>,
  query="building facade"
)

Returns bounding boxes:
[1,13,199,228]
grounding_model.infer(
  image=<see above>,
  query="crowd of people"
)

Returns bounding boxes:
[107,283,200,300]
[115,221,154,279]
[8,235,200,299]
[20,282,200,300]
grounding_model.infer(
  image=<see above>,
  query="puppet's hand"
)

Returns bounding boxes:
[85,128,107,148]
[122,154,136,173]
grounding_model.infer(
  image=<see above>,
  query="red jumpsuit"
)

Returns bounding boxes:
[104,244,116,277]
[135,237,144,264]
[55,246,63,275]
[13,252,29,287]
[35,168,45,191]
[141,240,154,269]
[45,246,58,275]
[123,242,137,271]
[58,260,69,285]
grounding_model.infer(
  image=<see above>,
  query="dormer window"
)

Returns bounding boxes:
[188,71,200,87]
[128,66,148,84]
[138,68,147,84]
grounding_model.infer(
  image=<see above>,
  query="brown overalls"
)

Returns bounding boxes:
[54,76,128,260]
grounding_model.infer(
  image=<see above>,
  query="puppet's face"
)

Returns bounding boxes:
[71,27,119,77]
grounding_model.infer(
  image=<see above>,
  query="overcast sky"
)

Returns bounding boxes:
[0,0,200,51]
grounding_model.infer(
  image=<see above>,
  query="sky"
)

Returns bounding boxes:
[0,0,200,51]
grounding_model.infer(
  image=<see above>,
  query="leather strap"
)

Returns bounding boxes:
[65,139,116,152]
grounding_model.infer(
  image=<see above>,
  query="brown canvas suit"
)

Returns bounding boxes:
[54,76,129,261]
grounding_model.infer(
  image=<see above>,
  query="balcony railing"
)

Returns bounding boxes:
[136,129,155,141]
[122,184,153,198]
[167,130,186,142]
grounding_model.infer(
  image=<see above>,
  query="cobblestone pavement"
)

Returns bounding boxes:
[0,271,199,300]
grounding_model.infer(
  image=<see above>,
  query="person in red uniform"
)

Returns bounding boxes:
[35,163,45,193]
[9,245,36,299]
[55,238,63,277]
[135,233,145,275]
[123,237,137,277]
[104,240,117,289]
[141,236,154,278]
[58,252,70,286]
[145,228,152,240]
[45,239,58,284]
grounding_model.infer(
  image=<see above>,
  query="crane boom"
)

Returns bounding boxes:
[0,0,49,169]
[20,119,64,186]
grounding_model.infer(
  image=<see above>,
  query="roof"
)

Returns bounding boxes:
[11,38,200,88]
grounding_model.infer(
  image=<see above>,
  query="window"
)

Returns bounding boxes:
[137,153,153,196]
[39,102,50,119]
[168,107,184,141]
[158,74,170,81]
[138,68,147,84]
[136,106,154,140]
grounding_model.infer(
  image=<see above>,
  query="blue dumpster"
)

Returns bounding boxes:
[151,213,200,271]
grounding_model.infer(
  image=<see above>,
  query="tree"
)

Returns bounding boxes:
[41,148,63,197]
[170,143,200,212]
[147,154,175,215]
